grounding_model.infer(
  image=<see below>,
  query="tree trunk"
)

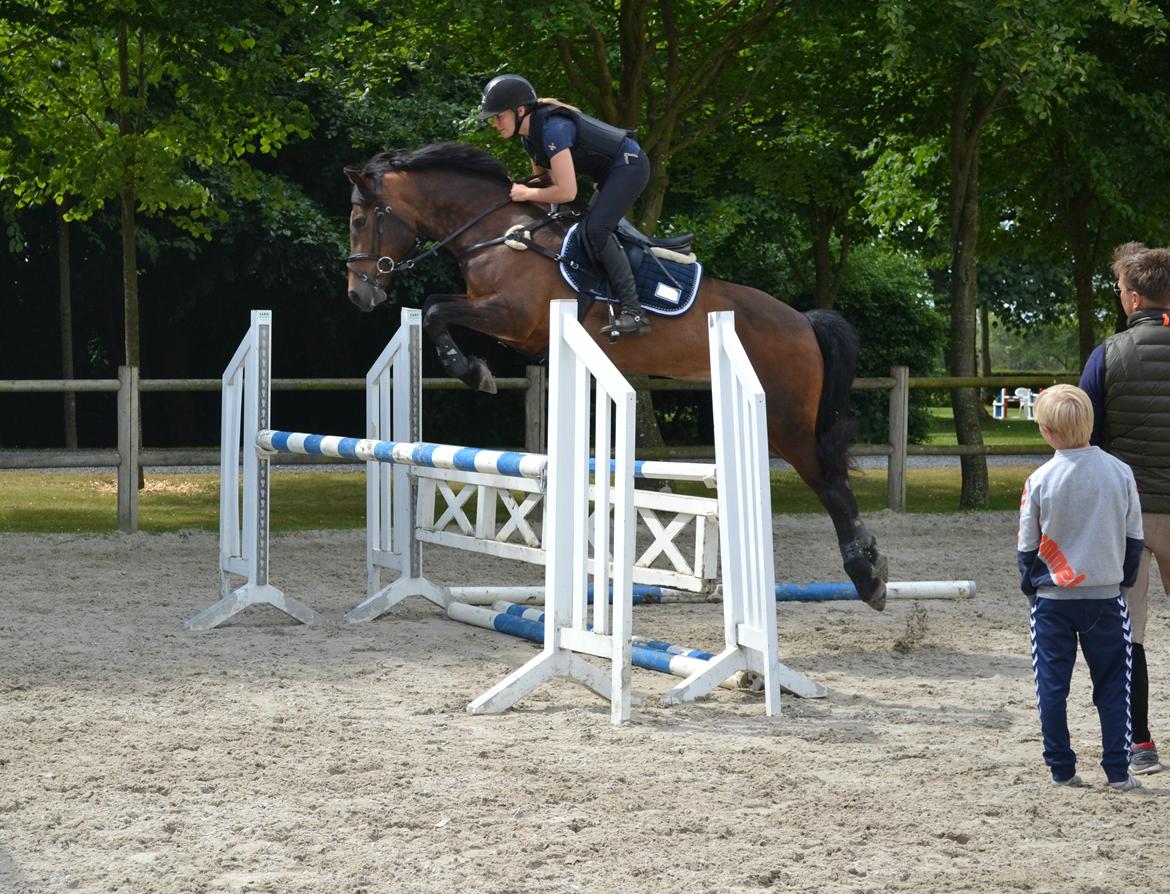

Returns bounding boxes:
[634,392,665,451]
[811,206,834,309]
[120,188,139,369]
[979,303,990,377]
[809,205,850,310]
[118,24,140,370]
[118,24,144,490]
[1066,184,1099,365]
[121,186,145,491]
[948,70,990,509]
[58,202,77,448]
[978,301,992,407]
[636,148,669,235]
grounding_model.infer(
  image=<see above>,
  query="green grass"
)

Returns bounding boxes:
[0,471,366,534]
[669,465,1032,513]
[0,464,1033,534]
[923,406,1046,448]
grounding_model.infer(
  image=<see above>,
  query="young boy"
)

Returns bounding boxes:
[1018,384,1144,791]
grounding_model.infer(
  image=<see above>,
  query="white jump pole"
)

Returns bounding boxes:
[445,579,977,606]
[346,308,448,620]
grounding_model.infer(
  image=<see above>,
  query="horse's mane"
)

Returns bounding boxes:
[347,142,511,188]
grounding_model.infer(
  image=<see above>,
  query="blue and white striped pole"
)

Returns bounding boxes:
[447,602,760,692]
[773,580,975,601]
[588,456,717,487]
[257,430,548,481]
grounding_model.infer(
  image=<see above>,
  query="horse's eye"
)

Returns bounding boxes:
[351,216,366,231]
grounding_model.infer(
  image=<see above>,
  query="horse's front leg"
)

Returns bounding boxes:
[422,294,512,394]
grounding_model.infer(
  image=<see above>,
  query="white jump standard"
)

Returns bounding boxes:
[349,309,721,623]
[194,303,827,722]
[187,310,324,632]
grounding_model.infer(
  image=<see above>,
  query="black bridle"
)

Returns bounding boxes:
[346,172,514,291]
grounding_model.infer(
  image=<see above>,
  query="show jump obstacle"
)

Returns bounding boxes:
[190,302,825,723]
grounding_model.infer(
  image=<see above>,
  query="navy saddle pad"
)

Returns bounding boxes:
[557,223,703,317]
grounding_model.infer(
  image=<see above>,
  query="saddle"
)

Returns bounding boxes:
[498,210,703,320]
[614,217,695,259]
[555,221,704,318]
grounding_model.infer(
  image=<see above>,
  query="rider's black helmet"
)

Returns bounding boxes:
[478,74,538,121]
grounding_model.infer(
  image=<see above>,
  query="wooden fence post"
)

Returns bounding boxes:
[117,365,140,533]
[524,365,547,453]
[887,366,909,512]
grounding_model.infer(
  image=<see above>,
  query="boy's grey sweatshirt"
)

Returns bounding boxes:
[1017,446,1145,600]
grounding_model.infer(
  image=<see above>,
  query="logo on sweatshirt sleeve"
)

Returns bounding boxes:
[1038,534,1086,587]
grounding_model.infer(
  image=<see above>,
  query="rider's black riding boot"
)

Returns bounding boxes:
[596,235,651,336]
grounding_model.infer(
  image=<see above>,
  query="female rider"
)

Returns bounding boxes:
[479,74,651,337]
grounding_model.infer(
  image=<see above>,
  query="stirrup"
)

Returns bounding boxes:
[600,310,651,338]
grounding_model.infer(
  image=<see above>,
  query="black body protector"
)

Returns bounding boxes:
[522,105,650,338]
[521,105,634,185]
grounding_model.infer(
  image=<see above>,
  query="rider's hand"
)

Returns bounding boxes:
[510,183,536,203]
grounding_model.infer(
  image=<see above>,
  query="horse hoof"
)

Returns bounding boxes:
[873,552,889,583]
[861,581,887,612]
[461,357,497,394]
[846,550,886,611]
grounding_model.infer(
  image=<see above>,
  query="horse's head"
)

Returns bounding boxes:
[344,144,514,311]
[343,166,420,313]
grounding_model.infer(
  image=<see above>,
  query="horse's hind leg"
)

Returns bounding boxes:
[819,467,889,611]
[782,437,889,611]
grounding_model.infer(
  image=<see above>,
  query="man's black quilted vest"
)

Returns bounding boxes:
[522,105,634,184]
[1104,309,1170,513]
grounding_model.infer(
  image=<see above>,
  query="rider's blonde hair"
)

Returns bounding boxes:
[536,98,582,113]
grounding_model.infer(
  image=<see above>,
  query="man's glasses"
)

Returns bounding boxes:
[1114,282,1123,296]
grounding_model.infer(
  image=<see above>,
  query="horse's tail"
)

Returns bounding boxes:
[806,309,860,480]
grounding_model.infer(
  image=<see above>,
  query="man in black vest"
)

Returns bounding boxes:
[1079,243,1170,776]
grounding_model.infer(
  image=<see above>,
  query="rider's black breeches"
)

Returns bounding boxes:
[582,152,650,257]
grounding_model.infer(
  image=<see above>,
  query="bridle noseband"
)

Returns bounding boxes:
[346,171,514,292]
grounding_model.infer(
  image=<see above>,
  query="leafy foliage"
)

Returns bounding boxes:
[0,2,330,227]
[3,0,1170,467]
[833,243,947,442]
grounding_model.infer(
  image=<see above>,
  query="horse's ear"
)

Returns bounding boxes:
[343,166,365,188]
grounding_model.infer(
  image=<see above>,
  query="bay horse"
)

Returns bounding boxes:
[343,142,888,609]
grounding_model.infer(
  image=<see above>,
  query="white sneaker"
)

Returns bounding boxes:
[1052,774,1085,787]
[1107,776,1142,791]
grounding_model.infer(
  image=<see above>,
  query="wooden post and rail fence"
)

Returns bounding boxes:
[0,369,1076,532]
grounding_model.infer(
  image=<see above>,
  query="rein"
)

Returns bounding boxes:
[347,173,560,288]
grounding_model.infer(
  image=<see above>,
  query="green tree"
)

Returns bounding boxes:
[988,23,1170,362]
[543,0,793,232]
[374,0,795,233]
[732,1,889,309]
[0,1,344,368]
[872,0,1168,508]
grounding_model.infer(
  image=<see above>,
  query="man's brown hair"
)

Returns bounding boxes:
[1113,245,1170,305]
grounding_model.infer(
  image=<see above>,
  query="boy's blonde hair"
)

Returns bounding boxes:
[1034,384,1093,448]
